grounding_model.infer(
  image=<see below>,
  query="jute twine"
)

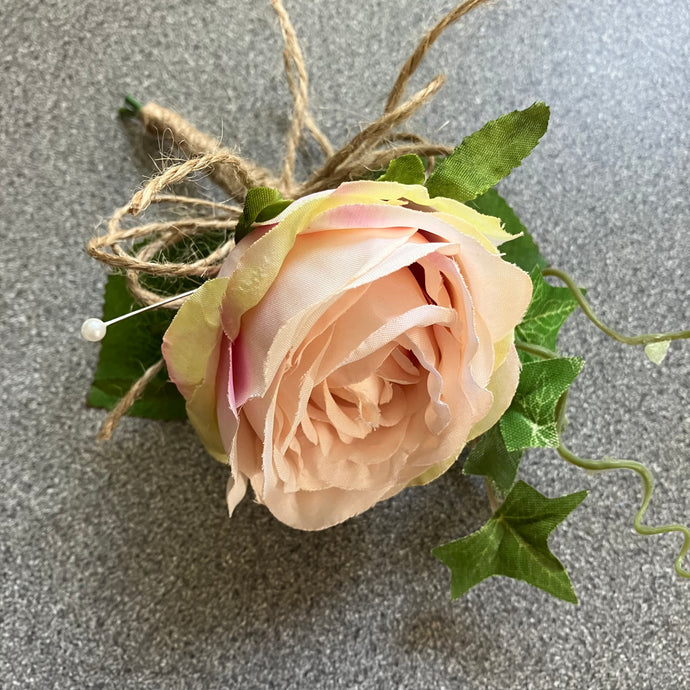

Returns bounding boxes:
[87,0,492,439]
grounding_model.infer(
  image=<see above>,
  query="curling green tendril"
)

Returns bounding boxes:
[555,385,689,577]
[513,265,690,578]
[556,440,690,578]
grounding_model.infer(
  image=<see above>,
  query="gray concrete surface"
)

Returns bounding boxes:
[1,1,689,688]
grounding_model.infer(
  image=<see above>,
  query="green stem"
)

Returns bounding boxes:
[484,477,501,513]
[542,267,690,346]
[514,340,558,360]
[554,389,570,436]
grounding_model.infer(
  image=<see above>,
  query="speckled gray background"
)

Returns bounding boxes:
[1,1,689,688]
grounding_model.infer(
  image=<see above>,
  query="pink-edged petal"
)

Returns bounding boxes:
[238,232,450,401]
[215,336,249,513]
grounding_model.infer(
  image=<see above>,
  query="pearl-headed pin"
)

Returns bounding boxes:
[80,288,198,341]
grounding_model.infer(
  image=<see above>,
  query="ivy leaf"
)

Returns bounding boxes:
[87,275,187,420]
[515,268,580,363]
[463,424,522,495]
[468,188,547,272]
[377,154,426,185]
[426,102,550,203]
[500,357,584,451]
[235,187,292,243]
[433,480,587,603]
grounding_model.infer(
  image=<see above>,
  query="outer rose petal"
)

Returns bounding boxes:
[162,277,229,463]
[467,343,522,442]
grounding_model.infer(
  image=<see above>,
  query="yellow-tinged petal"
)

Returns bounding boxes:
[492,332,515,372]
[429,195,514,246]
[219,192,387,340]
[407,454,458,487]
[163,277,230,398]
[186,346,228,464]
[162,277,231,463]
[431,211,499,253]
[333,180,434,206]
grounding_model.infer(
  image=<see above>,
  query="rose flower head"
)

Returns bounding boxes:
[162,181,532,530]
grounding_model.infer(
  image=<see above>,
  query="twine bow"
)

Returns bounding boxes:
[86,0,492,438]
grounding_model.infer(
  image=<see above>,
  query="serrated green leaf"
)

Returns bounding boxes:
[500,357,584,451]
[426,102,550,203]
[463,424,522,494]
[377,154,426,185]
[235,186,291,242]
[515,268,580,363]
[468,188,547,272]
[433,480,587,603]
[87,275,187,420]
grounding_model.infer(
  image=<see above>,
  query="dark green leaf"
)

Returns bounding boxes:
[468,188,547,272]
[433,480,587,603]
[463,424,523,495]
[235,186,291,242]
[87,275,187,420]
[377,154,426,185]
[426,102,550,203]
[255,199,292,222]
[515,268,580,363]
[500,357,584,451]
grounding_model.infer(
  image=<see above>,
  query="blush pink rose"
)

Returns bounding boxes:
[162,181,532,530]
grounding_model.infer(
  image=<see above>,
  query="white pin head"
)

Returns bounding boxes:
[81,318,107,342]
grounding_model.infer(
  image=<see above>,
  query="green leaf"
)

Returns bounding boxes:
[515,268,580,363]
[500,357,584,451]
[433,480,587,603]
[377,154,426,185]
[644,340,670,365]
[255,199,292,223]
[235,186,291,243]
[426,102,550,203]
[463,424,523,495]
[87,275,187,420]
[468,188,547,272]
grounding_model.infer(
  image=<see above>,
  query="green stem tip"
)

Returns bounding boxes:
[119,94,143,119]
[124,94,143,111]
